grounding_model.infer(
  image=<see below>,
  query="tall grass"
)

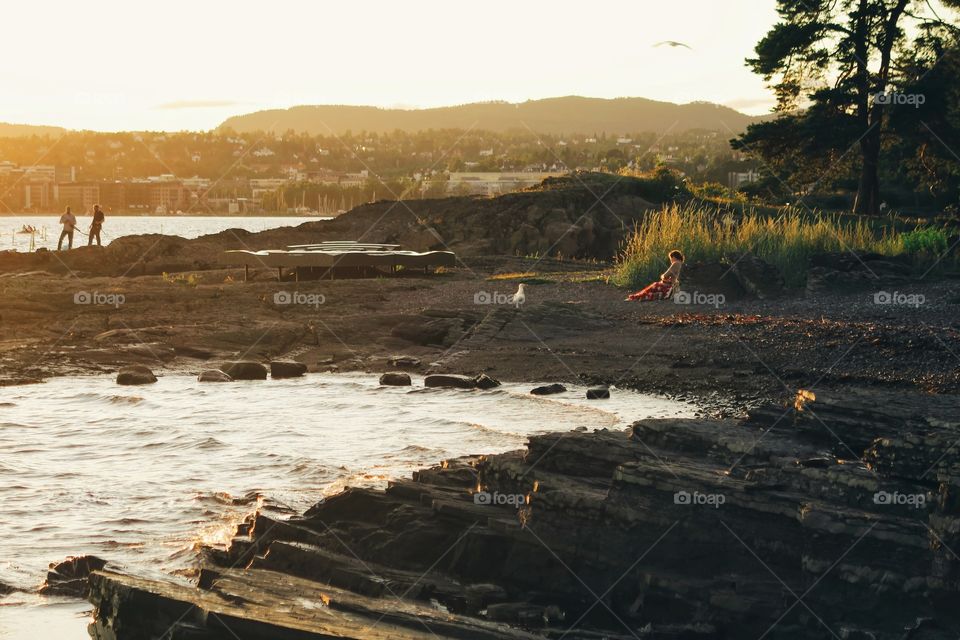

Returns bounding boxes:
[613,204,907,289]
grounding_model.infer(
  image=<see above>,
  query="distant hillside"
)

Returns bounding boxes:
[0,122,67,138]
[219,96,761,136]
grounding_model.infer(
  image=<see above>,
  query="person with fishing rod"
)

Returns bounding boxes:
[88,204,105,246]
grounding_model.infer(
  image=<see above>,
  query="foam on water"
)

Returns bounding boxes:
[0,372,696,636]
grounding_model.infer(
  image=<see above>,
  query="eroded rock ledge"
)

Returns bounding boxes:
[87,388,960,639]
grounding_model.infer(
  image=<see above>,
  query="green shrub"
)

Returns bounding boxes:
[900,228,949,256]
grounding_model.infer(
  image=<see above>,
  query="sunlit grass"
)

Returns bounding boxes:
[612,204,921,289]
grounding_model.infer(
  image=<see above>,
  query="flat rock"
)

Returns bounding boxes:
[115,365,157,385]
[220,361,268,380]
[530,383,566,395]
[270,360,307,379]
[198,369,232,383]
[424,374,477,389]
[380,372,412,386]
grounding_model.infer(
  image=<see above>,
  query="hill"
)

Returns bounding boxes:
[0,122,67,138]
[218,96,761,136]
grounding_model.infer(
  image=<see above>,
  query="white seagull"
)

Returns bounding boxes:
[510,283,526,309]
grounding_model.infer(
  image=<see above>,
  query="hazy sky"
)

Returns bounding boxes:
[1,0,781,131]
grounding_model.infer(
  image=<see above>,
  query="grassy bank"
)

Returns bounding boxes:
[613,204,947,289]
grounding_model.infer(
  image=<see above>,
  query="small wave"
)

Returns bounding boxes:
[195,437,226,450]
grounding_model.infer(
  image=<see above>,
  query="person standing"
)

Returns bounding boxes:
[58,206,77,251]
[88,204,105,246]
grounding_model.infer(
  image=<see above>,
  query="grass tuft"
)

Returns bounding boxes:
[612,204,920,289]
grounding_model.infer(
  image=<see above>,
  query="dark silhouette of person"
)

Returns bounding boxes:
[89,204,105,246]
[58,206,77,251]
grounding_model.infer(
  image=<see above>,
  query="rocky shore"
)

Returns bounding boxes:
[3,182,960,637]
[82,386,959,639]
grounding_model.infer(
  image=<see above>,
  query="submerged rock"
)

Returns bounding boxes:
[530,383,566,395]
[270,360,307,379]
[198,369,232,383]
[379,372,412,386]
[586,385,610,399]
[116,365,157,385]
[220,361,268,380]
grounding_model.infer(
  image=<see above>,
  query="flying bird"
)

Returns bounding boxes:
[510,283,526,309]
[654,41,693,50]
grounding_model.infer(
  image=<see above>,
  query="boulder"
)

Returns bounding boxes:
[388,355,422,369]
[473,374,501,390]
[586,386,610,399]
[725,252,785,299]
[220,361,268,381]
[424,374,477,389]
[678,261,748,300]
[40,555,107,598]
[198,369,233,383]
[270,361,307,379]
[0,579,17,596]
[380,372,412,386]
[530,383,567,396]
[116,365,157,386]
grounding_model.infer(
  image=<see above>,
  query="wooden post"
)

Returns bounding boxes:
[244,264,249,282]
[278,267,283,281]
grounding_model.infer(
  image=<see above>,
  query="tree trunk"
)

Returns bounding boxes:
[855,129,882,215]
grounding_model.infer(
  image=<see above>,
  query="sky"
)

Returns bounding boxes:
[0,0,781,132]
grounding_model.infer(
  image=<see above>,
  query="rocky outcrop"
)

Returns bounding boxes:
[87,387,960,638]
[270,360,307,379]
[41,555,107,598]
[115,365,157,385]
[220,360,268,380]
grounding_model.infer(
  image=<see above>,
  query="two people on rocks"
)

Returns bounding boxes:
[58,204,106,251]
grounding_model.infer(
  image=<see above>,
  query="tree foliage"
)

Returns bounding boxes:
[735,0,960,215]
